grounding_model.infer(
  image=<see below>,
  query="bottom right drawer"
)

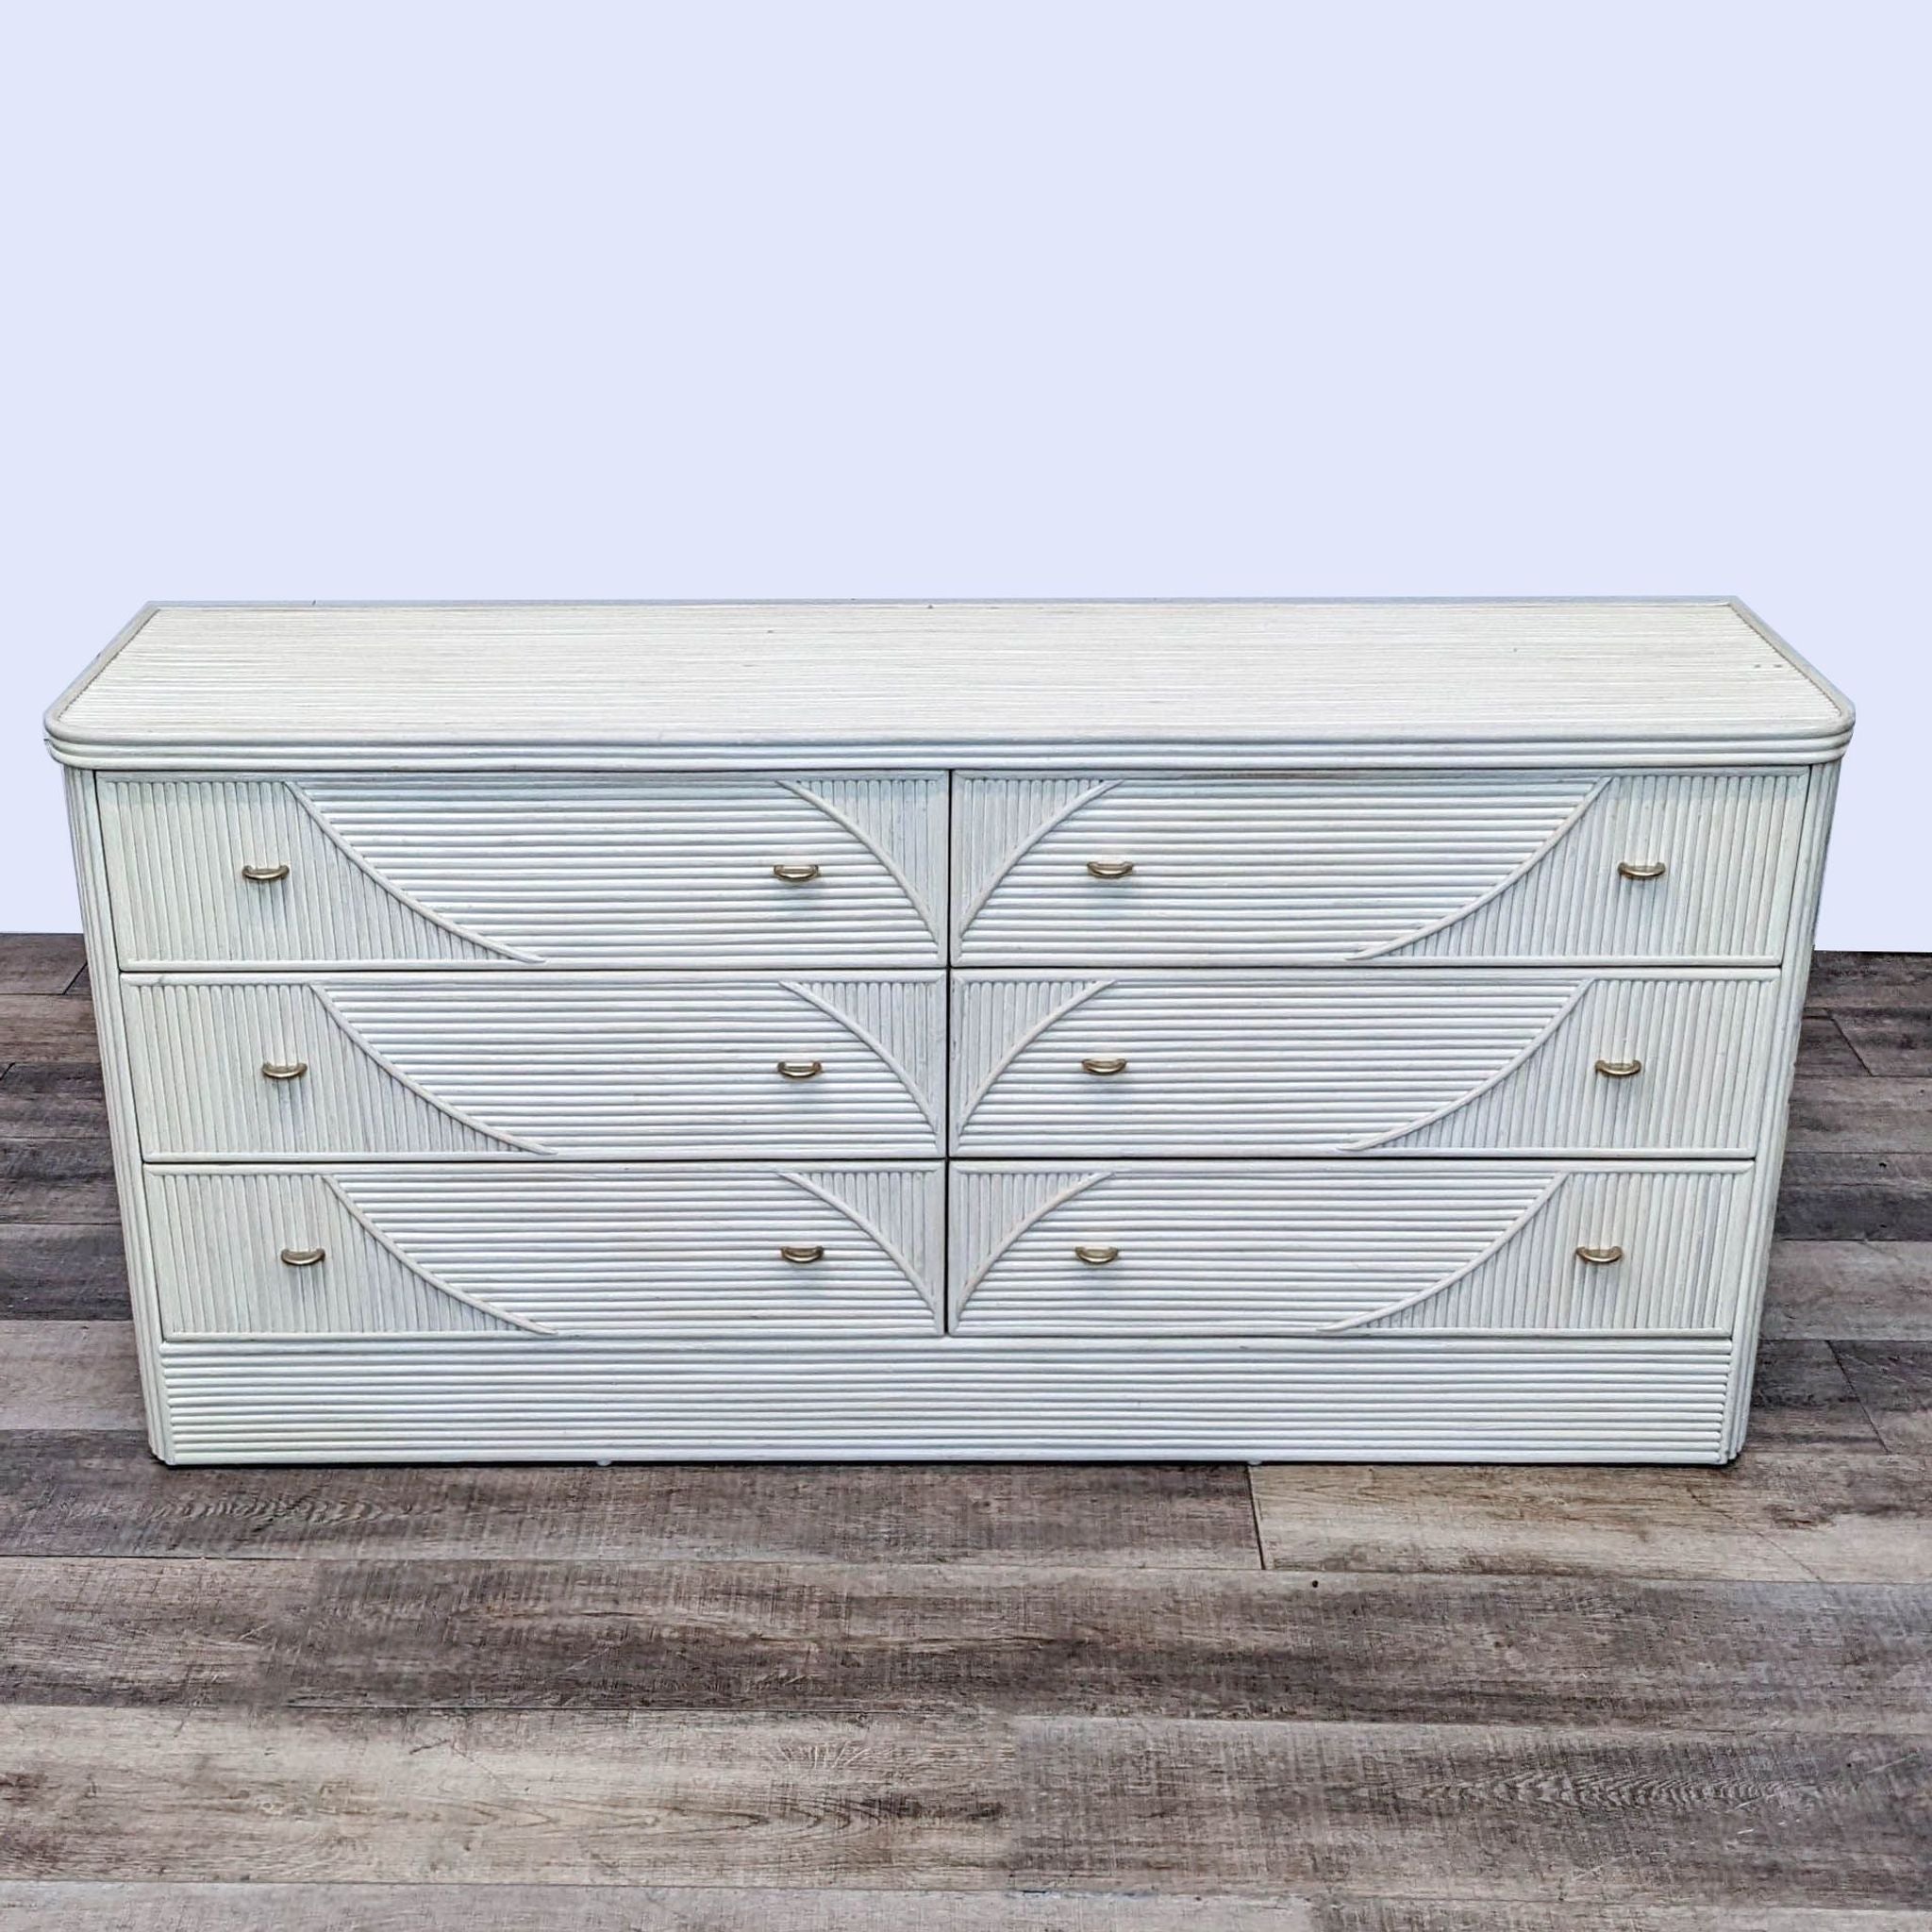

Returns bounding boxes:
[948,1160,1754,1337]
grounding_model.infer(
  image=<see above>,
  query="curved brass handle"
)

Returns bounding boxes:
[779,1243,825,1264]
[260,1060,309,1081]
[1575,1244,1624,1265]
[241,862,290,883]
[1081,1056,1128,1076]
[1086,859,1136,880]
[1074,1244,1121,1265]
[772,862,821,883]
[1594,1058,1642,1079]
[775,1058,824,1080]
[279,1246,325,1268]
[1617,860,1667,881]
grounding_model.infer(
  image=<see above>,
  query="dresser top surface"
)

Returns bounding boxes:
[48,599,1851,771]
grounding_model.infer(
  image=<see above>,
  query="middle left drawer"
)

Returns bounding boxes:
[121,973,946,1158]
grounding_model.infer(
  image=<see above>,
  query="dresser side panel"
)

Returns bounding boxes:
[61,768,172,1457]
[1723,758,1841,1455]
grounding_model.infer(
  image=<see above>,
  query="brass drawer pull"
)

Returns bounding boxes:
[772,862,821,883]
[1081,1056,1128,1076]
[1575,1244,1624,1265]
[260,1060,309,1081]
[779,1243,825,1264]
[1074,1244,1121,1265]
[1594,1058,1642,1079]
[241,862,290,883]
[1086,859,1136,879]
[279,1246,325,1268]
[776,1058,824,1080]
[1617,860,1667,881]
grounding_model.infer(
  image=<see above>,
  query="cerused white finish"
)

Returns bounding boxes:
[950,971,1779,1156]
[947,1162,1752,1336]
[48,601,1850,769]
[97,774,948,967]
[121,973,946,1158]
[952,772,1805,963]
[49,599,1851,1464]
[147,1164,945,1340]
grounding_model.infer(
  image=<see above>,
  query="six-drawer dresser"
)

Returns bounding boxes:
[46,600,1852,1464]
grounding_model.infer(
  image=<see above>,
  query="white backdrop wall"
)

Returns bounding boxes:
[2,1,1925,946]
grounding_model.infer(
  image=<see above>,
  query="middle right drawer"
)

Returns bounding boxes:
[951,970,1779,1157]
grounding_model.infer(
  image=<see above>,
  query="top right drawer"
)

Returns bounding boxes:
[953,773,1807,965]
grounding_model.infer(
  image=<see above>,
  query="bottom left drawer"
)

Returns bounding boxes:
[143,1163,944,1340]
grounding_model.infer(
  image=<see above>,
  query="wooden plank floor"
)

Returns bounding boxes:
[0,936,1927,1930]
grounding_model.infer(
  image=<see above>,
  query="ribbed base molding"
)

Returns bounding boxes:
[153,1337,1739,1464]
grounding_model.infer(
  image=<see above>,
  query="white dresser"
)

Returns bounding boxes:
[47,601,1852,1465]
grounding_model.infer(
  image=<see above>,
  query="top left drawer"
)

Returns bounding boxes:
[97,774,949,969]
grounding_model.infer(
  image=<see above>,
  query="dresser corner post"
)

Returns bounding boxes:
[62,761,176,1463]
[1719,755,1843,1459]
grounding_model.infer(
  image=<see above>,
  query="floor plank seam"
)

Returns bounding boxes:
[1829,1338,1897,1451]
[1243,1469,1270,1570]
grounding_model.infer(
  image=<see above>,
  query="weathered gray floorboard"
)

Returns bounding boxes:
[1832,1342,1932,1454]
[1743,1339,1887,1448]
[1,1890,1924,1932]
[1011,1718,1932,1907]
[0,1179,118,1225]
[0,1324,139,1427]
[0,1707,1009,1887]
[0,1229,127,1321]
[0,1884,1318,1930]
[1316,1904,1932,1931]
[1794,1010,1871,1075]
[1784,1078,1932,1150]
[1775,1153,1932,1240]
[0,936,88,997]
[0,996,100,1061]
[1802,955,1930,1078]
[0,1431,1262,1568]
[0,1136,117,1226]
[1,1707,1924,1905]
[4,1557,1927,1734]
[1763,1241,1932,1340]
[1833,1008,1932,1078]
[0,1324,141,1430]
[1805,952,1932,1010]
[0,1061,107,1139]
[0,1559,286,1707]
[1252,1451,1932,1581]
[0,1137,112,1189]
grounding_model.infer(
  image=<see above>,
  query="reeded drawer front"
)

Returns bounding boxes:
[146,1163,943,1338]
[150,1336,1740,1463]
[99,774,947,967]
[953,773,1804,963]
[950,1161,1751,1336]
[122,973,944,1158]
[952,970,1779,1155]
